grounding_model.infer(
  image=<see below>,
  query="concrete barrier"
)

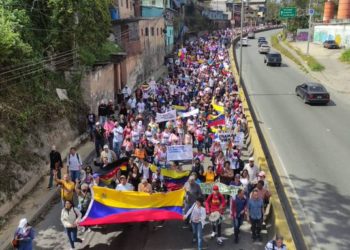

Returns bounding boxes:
[229,30,298,249]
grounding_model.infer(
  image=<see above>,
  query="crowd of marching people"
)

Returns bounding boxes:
[13,27,286,250]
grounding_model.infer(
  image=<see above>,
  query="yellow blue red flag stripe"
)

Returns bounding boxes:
[79,186,185,226]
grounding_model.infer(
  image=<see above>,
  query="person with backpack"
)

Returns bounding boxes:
[67,147,83,182]
[60,200,83,250]
[265,235,287,250]
[205,185,226,245]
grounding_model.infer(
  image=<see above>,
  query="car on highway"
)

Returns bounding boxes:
[295,82,330,104]
[264,52,282,66]
[323,40,339,49]
[259,44,270,54]
[258,40,268,47]
[241,37,248,46]
[247,31,255,39]
[258,37,266,43]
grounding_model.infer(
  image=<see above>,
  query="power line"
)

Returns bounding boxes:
[0,49,76,76]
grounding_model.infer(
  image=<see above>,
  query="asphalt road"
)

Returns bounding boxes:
[236,29,350,250]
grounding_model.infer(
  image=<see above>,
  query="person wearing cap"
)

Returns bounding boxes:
[100,145,117,163]
[230,188,247,243]
[93,122,105,157]
[243,157,260,193]
[205,184,226,245]
[116,175,134,191]
[112,121,124,156]
[183,197,206,250]
[13,218,35,250]
[258,171,268,189]
[75,180,91,217]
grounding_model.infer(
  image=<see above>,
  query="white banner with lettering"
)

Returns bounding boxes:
[234,132,245,148]
[179,109,199,118]
[156,110,177,123]
[166,145,193,161]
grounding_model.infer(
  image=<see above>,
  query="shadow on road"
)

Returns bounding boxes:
[288,174,350,250]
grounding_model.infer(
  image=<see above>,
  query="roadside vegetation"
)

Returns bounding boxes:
[339,49,350,63]
[284,41,325,71]
[270,34,308,73]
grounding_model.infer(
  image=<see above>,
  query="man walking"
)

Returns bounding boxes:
[67,147,82,182]
[112,121,124,156]
[248,189,264,241]
[48,145,63,189]
[230,188,247,243]
[93,122,105,158]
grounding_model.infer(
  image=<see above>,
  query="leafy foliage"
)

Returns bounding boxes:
[339,49,350,63]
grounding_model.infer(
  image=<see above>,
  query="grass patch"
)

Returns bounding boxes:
[270,35,308,73]
[339,49,350,63]
[285,42,325,71]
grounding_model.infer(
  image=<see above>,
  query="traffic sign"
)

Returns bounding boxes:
[280,7,297,18]
[309,8,314,15]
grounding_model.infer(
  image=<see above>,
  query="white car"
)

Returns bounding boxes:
[241,38,248,46]
[259,44,270,54]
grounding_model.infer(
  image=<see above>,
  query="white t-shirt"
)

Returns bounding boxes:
[131,130,140,143]
[137,102,145,113]
[243,164,260,183]
[116,183,134,191]
[113,126,124,142]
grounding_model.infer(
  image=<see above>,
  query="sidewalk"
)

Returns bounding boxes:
[0,139,94,250]
[280,41,350,94]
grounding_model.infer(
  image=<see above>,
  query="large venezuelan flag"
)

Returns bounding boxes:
[79,186,185,226]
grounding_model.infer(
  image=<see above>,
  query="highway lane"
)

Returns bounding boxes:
[236,29,350,250]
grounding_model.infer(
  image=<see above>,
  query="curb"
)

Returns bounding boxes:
[230,28,303,250]
[1,133,92,250]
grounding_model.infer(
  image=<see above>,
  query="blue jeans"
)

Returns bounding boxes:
[70,170,80,182]
[48,168,61,188]
[191,222,203,250]
[233,215,244,239]
[65,227,82,248]
[99,116,107,125]
[113,141,121,156]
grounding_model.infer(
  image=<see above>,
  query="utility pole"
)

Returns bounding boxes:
[306,0,313,55]
[239,0,244,85]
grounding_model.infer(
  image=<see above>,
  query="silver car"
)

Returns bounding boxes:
[259,44,270,54]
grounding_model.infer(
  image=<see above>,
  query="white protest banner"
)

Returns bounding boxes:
[156,110,177,123]
[166,145,193,161]
[217,132,233,142]
[179,109,199,118]
[234,132,245,148]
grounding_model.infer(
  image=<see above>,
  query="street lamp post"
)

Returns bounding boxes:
[306,0,313,55]
[239,0,244,85]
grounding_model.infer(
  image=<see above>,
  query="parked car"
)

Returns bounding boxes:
[248,32,255,39]
[241,37,248,46]
[259,44,270,54]
[264,52,282,66]
[295,82,330,104]
[258,40,268,47]
[323,40,339,49]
